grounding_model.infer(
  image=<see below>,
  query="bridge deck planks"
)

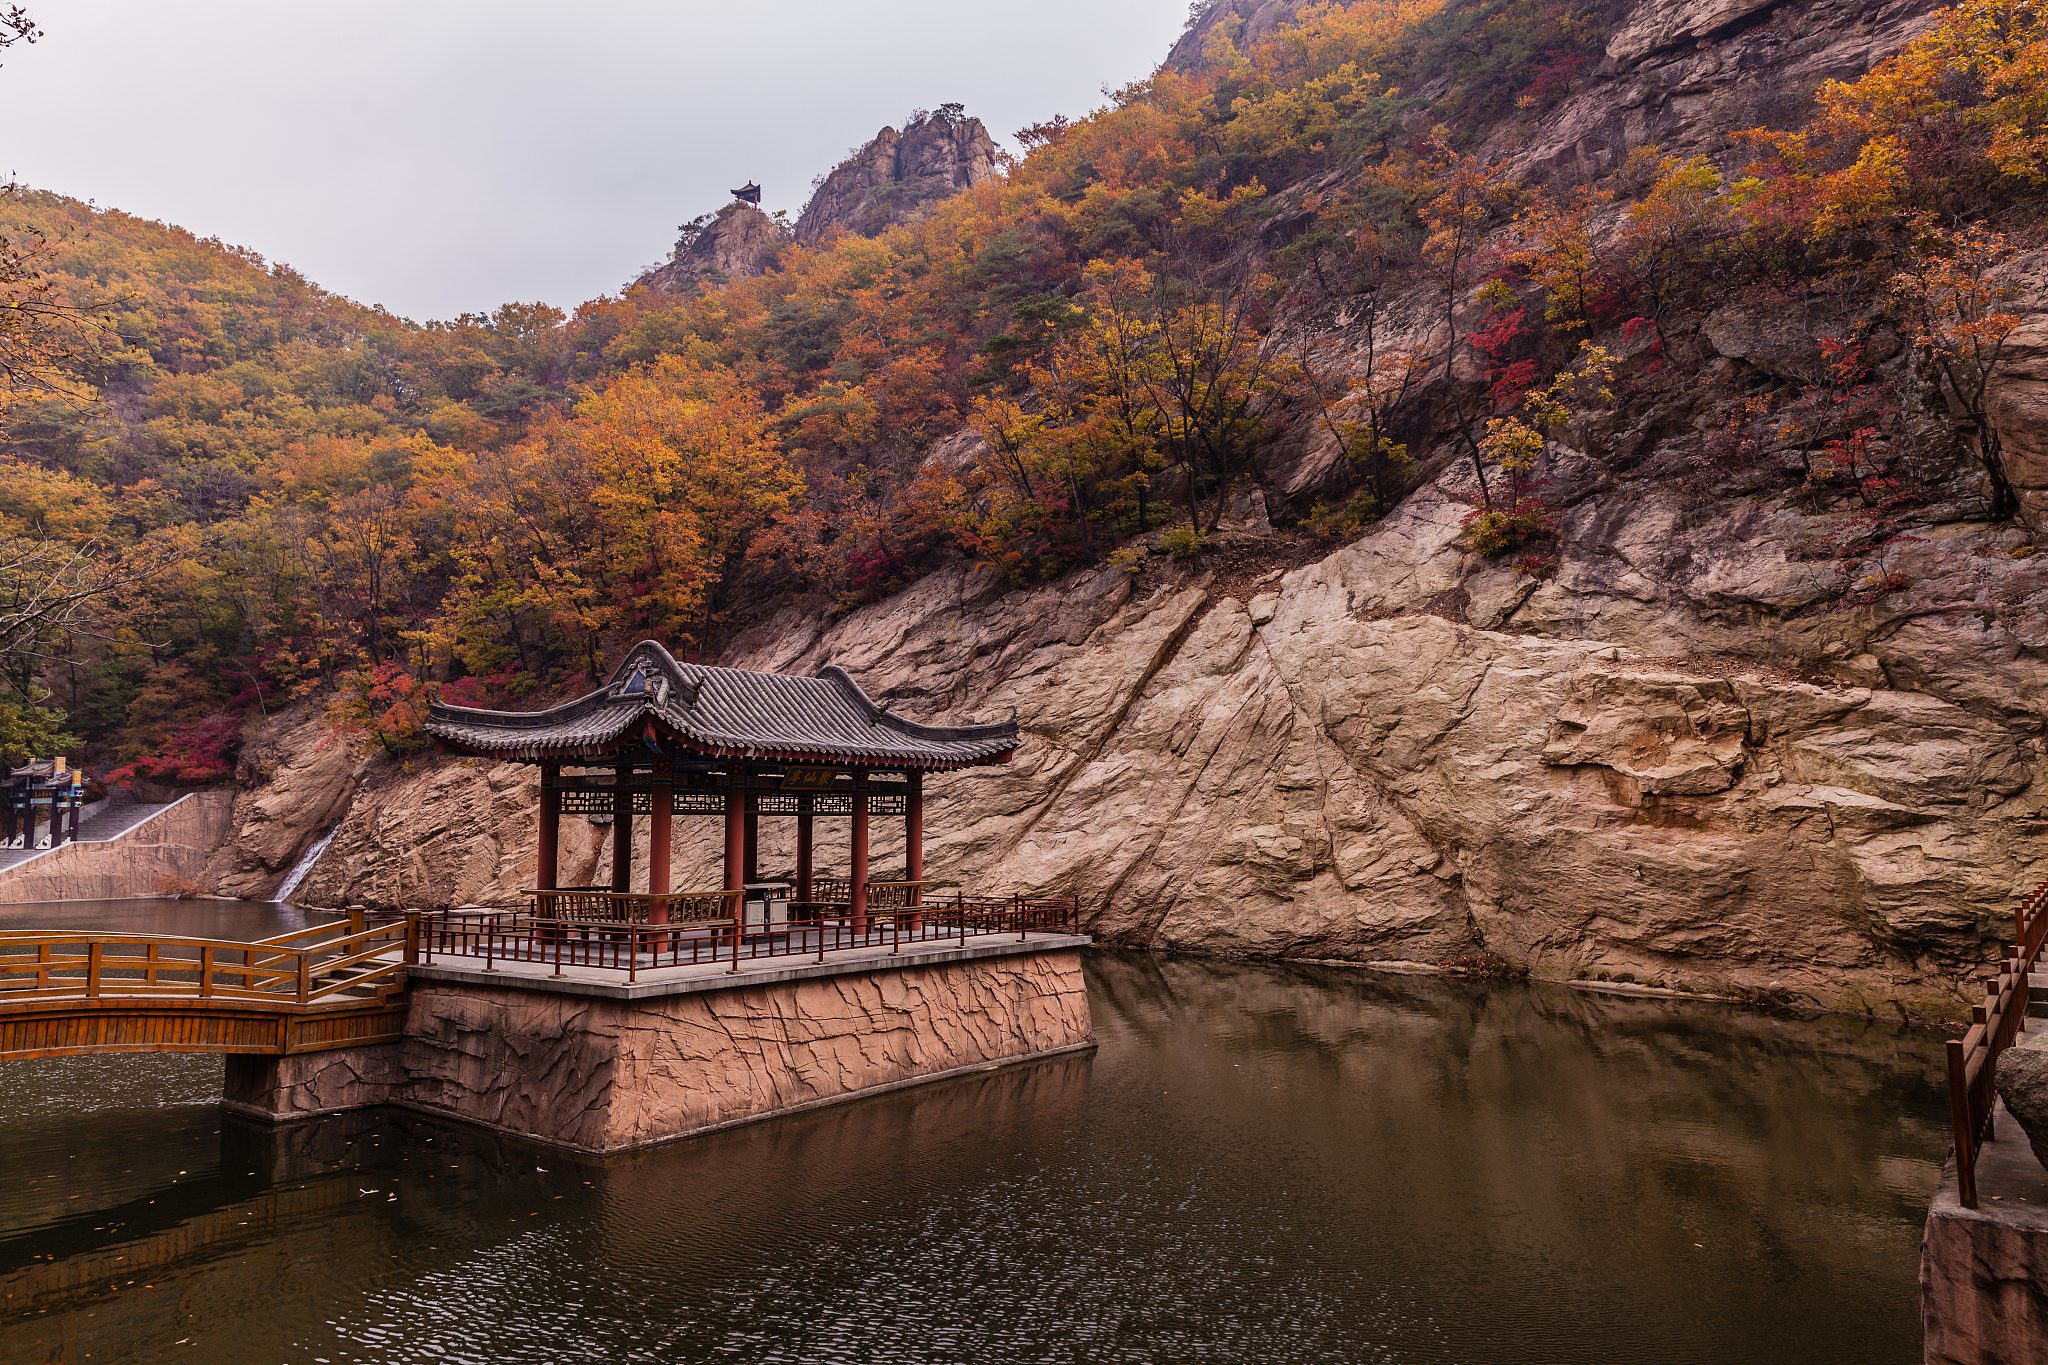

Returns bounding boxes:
[0,996,407,1060]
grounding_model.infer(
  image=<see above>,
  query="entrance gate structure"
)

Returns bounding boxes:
[423,641,1022,945]
[3,758,84,851]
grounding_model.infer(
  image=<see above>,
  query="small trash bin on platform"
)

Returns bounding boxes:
[742,883,790,935]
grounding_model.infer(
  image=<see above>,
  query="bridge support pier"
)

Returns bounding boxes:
[223,1044,405,1122]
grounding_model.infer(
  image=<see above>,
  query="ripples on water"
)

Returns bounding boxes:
[0,943,1950,1365]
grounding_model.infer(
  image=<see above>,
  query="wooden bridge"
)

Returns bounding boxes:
[0,918,413,1061]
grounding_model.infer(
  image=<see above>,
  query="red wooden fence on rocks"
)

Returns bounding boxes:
[1946,881,2048,1208]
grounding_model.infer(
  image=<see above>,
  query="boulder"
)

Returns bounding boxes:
[1605,0,1779,65]
[1997,1030,2048,1171]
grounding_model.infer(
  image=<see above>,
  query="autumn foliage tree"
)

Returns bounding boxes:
[1890,221,2025,516]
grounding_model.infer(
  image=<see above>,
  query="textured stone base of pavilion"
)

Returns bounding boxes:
[1922,1101,2048,1365]
[222,936,1094,1152]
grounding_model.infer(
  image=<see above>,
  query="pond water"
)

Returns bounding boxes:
[0,903,1951,1365]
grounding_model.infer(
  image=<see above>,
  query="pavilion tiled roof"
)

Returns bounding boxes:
[424,641,1017,769]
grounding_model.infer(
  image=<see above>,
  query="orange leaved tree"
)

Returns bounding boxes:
[1890,221,2025,517]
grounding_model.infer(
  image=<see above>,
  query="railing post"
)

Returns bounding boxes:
[403,910,420,967]
[298,951,311,1003]
[200,946,214,999]
[1949,1039,1980,1207]
[86,940,101,997]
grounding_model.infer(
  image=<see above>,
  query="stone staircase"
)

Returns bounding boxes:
[0,790,174,874]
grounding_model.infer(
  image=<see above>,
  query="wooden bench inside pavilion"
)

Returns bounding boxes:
[422,641,1067,975]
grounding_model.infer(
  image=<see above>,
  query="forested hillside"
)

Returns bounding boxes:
[1,0,2042,793]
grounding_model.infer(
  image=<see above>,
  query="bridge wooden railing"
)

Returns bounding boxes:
[0,916,416,1007]
[1946,881,2048,1207]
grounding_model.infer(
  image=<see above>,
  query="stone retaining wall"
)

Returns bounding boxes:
[225,941,1095,1152]
[1922,1103,2048,1364]
[0,792,235,904]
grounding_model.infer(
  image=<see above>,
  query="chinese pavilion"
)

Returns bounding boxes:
[423,641,1018,928]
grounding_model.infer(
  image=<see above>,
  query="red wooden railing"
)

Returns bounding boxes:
[1946,880,2048,1207]
[410,892,1081,984]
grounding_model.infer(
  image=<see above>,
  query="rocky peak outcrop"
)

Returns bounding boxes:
[795,108,998,247]
[1168,0,1309,67]
[636,201,785,294]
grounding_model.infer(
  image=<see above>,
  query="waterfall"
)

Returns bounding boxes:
[273,825,339,904]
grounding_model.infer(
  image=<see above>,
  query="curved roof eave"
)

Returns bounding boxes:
[422,641,1018,769]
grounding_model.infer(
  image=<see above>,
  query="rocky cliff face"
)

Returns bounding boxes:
[225,419,2047,1015]
[636,202,785,294]
[796,110,998,247]
[1179,0,1942,190]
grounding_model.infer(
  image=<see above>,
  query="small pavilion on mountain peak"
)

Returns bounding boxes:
[423,642,1017,928]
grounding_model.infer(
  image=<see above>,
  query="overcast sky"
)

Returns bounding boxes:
[1,0,1189,320]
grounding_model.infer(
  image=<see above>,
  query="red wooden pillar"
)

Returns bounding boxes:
[537,764,560,891]
[648,762,672,915]
[906,771,924,931]
[723,768,745,947]
[795,793,814,908]
[742,789,759,885]
[851,768,870,936]
[610,762,632,894]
